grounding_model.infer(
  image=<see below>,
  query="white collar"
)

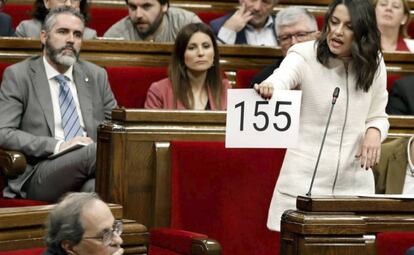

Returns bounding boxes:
[43,56,74,81]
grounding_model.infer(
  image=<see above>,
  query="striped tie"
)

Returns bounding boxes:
[54,75,83,141]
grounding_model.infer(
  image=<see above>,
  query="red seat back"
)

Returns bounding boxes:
[170,141,285,255]
[376,232,414,255]
[236,69,259,88]
[0,63,12,83]
[3,4,32,29]
[88,7,128,37]
[197,11,226,24]
[106,66,168,108]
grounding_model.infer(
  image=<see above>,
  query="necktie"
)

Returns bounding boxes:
[54,74,83,141]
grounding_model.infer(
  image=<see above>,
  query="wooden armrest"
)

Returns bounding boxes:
[0,149,26,179]
[150,228,221,255]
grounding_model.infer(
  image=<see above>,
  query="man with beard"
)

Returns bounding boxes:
[103,0,201,41]
[0,6,117,202]
[210,0,279,46]
[250,6,319,85]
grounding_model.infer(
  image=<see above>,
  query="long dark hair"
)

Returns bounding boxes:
[317,0,381,92]
[32,0,90,22]
[169,23,223,109]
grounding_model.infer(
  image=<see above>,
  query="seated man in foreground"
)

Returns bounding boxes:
[0,7,117,202]
[43,192,123,255]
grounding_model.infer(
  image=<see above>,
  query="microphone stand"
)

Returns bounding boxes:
[306,87,340,197]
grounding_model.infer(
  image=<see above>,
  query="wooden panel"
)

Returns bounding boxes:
[96,109,414,229]
[281,196,414,255]
[153,142,172,227]
[0,204,148,253]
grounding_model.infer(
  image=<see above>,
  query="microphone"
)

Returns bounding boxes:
[306,87,340,197]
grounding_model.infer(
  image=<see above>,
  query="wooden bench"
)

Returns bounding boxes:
[0,204,148,253]
[0,37,413,90]
[96,109,414,229]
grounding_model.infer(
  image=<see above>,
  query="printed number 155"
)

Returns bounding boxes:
[235,101,292,132]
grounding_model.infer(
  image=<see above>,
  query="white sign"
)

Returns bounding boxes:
[225,89,302,148]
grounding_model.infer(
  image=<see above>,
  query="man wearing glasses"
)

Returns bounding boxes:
[43,192,124,255]
[0,0,14,36]
[250,6,319,86]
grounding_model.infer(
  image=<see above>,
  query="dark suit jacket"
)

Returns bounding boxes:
[209,12,277,45]
[387,75,414,115]
[0,56,117,197]
[42,247,60,255]
[0,12,14,36]
[250,58,282,87]
[373,137,409,194]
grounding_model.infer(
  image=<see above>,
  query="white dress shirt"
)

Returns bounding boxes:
[43,57,86,152]
[217,16,277,46]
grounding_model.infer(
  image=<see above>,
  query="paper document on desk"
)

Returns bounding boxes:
[48,141,87,159]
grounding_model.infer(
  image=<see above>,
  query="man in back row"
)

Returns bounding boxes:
[251,6,319,85]
[104,0,201,41]
[210,0,279,46]
[0,7,117,202]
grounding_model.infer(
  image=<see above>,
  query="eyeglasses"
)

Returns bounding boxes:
[83,220,123,246]
[54,0,81,4]
[277,31,316,44]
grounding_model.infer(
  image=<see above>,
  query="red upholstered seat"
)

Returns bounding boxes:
[3,4,32,29]
[236,69,259,88]
[169,141,286,255]
[150,228,209,255]
[0,169,49,207]
[0,63,12,82]
[88,7,128,37]
[408,21,414,39]
[0,247,45,255]
[376,232,414,255]
[197,11,226,24]
[105,66,168,108]
[316,15,324,31]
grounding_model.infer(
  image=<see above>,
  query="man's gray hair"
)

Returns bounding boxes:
[42,6,85,34]
[276,6,318,32]
[44,192,100,254]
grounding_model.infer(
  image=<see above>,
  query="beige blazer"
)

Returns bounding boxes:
[374,137,409,194]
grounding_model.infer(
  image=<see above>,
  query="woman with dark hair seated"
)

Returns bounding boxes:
[15,0,96,39]
[145,23,229,110]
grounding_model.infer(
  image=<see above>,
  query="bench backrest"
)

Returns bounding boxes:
[170,140,286,255]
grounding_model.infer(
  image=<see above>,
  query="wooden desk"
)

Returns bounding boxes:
[281,196,414,255]
[96,110,414,228]
[0,37,413,75]
[0,38,278,70]
[96,109,226,227]
[0,204,148,253]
